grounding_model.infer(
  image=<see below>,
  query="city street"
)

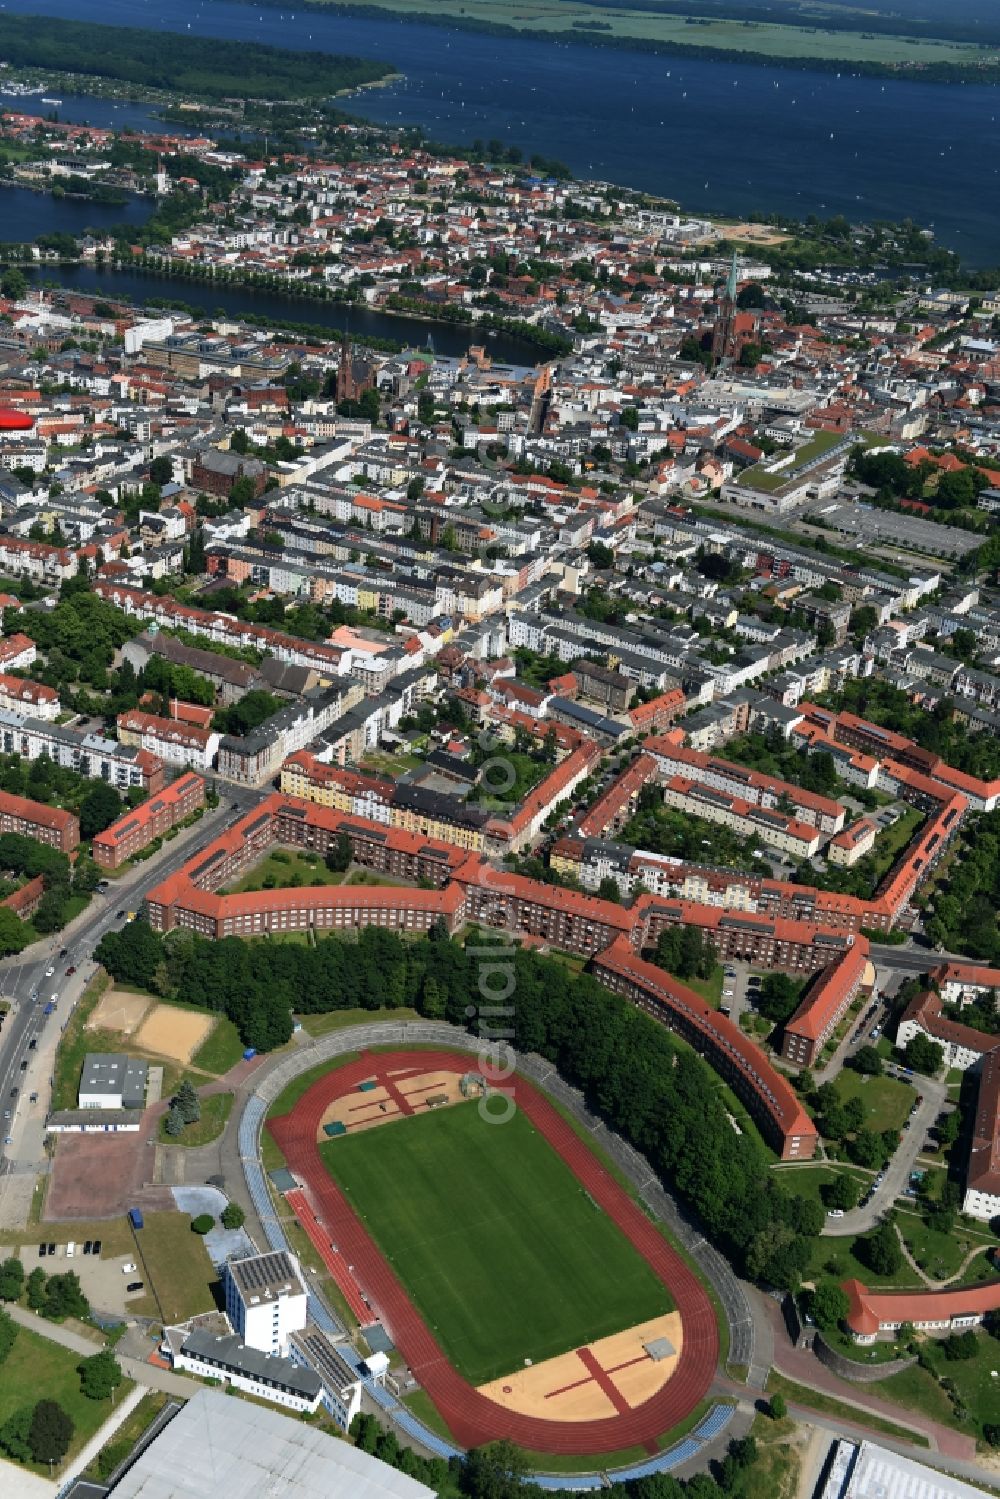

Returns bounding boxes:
[0,785,264,1203]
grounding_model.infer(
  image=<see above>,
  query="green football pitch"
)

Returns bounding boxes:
[319,1102,672,1385]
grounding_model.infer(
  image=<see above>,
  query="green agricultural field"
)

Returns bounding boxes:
[313,0,991,69]
[320,1103,671,1384]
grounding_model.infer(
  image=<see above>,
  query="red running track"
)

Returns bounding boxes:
[269,1049,719,1455]
[285,1187,374,1326]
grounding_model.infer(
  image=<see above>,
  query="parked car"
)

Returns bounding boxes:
[121,1261,137,1274]
[827,1209,844,1218]
[126,1281,144,1293]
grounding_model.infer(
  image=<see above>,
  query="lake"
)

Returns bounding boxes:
[0,182,151,238]
[1,0,998,263]
[0,88,201,135]
[19,262,540,362]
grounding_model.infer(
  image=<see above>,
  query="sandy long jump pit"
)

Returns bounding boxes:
[476,1312,683,1422]
[134,1003,214,1064]
[316,1066,477,1140]
[87,987,154,1037]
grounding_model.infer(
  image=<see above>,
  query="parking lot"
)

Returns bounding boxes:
[15,1241,145,1316]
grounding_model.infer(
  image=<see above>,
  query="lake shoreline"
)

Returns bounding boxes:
[240,0,1000,86]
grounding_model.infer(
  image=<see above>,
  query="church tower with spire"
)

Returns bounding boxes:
[710,251,739,369]
[337,331,358,404]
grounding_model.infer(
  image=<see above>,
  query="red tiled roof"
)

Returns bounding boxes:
[842,1277,1000,1338]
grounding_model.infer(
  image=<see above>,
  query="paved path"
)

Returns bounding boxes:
[58,1383,145,1488]
[892,1219,993,1289]
[760,1299,976,1462]
[5,1303,191,1398]
[821,1072,947,1238]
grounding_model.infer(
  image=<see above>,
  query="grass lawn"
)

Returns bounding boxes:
[158,1091,233,1147]
[358,750,421,776]
[765,1372,928,1447]
[132,1212,219,1325]
[345,869,400,887]
[227,849,346,894]
[189,1014,245,1076]
[82,1389,170,1483]
[744,1413,800,1499]
[51,971,111,1111]
[895,1208,995,1282]
[320,1103,672,1385]
[684,962,725,1008]
[834,1069,913,1134]
[0,1321,133,1475]
[772,1162,867,1210]
[900,1332,1000,1440]
[297,1006,420,1038]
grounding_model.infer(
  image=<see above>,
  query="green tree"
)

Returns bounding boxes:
[28,1400,73,1465]
[756,973,802,1024]
[809,1280,850,1331]
[44,1271,88,1322]
[0,268,27,301]
[78,1349,123,1401]
[0,1405,32,1462]
[847,1127,885,1169]
[25,1268,47,1311]
[79,782,123,839]
[191,1214,214,1235]
[221,1202,245,1230]
[325,832,352,874]
[0,1307,17,1366]
[942,1330,979,1361]
[861,1221,902,1277]
[0,1258,24,1303]
[903,1034,944,1075]
[769,1392,786,1420]
[173,1079,200,1126]
[823,1174,860,1212]
[851,1045,882,1076]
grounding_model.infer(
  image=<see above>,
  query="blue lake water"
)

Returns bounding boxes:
[19,262,539,362]
[1,0,998,263]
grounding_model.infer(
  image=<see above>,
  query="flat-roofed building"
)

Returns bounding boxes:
[78,1052,147,1111]
[224,1250,308,1355]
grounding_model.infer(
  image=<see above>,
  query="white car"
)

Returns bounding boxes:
[722,988,734,998]
[121,1261,137,1274]
[44,966,54,978]
[827,1209,845,1218]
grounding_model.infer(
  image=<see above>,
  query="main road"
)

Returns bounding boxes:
[0,784,266,1179]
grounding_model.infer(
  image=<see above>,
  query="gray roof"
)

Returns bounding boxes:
[109,1387,434,1499]
[180,1329,321,1401]
[79,1053,147,1106]
[227,1250,303,1306]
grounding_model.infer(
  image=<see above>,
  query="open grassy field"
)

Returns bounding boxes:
[317,0,993,68]
[297,1006,421,1038]
[131,1212,219,1325]
[320,1103,672,1385]
[833,1069,913,1135]
[0,1321,133,1475]
[227,849,346,894]
[157,1090,233,1147]
[765,1371,929,1447]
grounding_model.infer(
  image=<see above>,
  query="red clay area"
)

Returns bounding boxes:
[268,1048,719,1455]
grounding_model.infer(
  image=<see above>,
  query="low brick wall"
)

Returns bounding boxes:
[814,1333,916,1383]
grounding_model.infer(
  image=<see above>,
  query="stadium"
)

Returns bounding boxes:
[268,1047,719,1457]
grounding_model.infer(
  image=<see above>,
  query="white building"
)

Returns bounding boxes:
[171,1329,323,1414]
[224,1250,308,1355]
[108,1387,436,1499]
[77,1053,147,1110]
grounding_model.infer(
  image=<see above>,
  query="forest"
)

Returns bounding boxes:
[923,808,1000,963]
[96,918,824,1292]
[0,15,392,102]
